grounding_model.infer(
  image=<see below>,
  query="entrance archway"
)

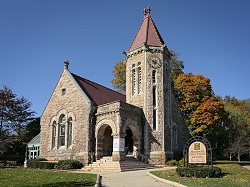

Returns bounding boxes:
[103,126,113,156]
[95,123,114,159]
[125,128,133,154]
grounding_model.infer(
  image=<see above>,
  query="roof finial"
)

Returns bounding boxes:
[64,60,69,70]
[143,7,151,16]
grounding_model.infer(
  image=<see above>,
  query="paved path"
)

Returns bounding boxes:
[242,164,250,170]
[99,168,174,187]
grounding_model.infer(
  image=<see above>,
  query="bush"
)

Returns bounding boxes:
[55,160,83,170]
[178,158,184,166]
[166,159,178,166]
[37,158,47,161]
[27,159,55,169]
[176,166,222,178]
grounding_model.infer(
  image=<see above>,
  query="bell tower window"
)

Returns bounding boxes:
[138,62,142,94]
[152,70,156,84]
[132,64,136,96]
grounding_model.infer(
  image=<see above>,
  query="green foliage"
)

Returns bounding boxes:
[0,85,35,156]
[111,60,126,93]
[55,160,83,170]
[176,166,222,178]
[165,159,178,166]
[151,163,250,187]
[0,168,96,187]
[27,159,55,169]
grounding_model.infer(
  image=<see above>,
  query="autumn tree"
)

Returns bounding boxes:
[174,73,229,156]
[0,85,35,155]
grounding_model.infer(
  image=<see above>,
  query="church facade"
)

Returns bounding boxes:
[40,8,189,165]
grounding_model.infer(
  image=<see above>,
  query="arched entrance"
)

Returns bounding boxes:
[125,128,133,154]
[95,124,114,159]
[103,126,113,156]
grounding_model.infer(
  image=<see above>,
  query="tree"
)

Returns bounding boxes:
[174,73,214,122]
[111,50,184,93]
[227,134,250,161]
[0,85,35,155]
[111,60,126,94]
[174,74,229,157]
[169,50,184,83]
[224,96,250,160]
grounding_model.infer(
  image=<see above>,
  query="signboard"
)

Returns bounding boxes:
[113,137,125,152]
[188,141,207,164]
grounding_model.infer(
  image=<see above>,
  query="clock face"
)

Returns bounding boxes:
[148,54,161,68]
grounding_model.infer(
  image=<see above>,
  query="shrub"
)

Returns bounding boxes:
[166,159,178,166]
[55,160,83,170]
[27,159,55,169]
[176,166,222,178]
[178,158,184,166]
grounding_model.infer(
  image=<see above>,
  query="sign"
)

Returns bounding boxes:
[188,141,207,164]
[113,137,125,152]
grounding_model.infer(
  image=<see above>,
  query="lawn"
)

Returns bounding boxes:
[151,163,250,187]
[0,168,97,187]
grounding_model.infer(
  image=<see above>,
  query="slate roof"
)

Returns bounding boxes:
[72,73,126,106]
[128,9,165,51]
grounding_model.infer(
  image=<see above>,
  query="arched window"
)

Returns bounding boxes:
[52,121,56,149]
[59,115,66,147]
[68,117,73,147]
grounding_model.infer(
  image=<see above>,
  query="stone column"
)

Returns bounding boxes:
[112,134,126,161]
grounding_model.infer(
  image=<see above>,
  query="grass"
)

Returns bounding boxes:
[0,168,97,187]
[151,163,250,187]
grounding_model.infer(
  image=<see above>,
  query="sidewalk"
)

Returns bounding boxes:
[99,168,174,187]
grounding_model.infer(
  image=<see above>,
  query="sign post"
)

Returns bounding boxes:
[183,136,212,167]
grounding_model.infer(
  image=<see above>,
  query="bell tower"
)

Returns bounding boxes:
[124,7,174,164]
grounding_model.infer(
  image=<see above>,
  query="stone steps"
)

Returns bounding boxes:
[82,156,154,172]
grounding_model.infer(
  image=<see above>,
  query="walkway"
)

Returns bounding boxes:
[99,168,174,187]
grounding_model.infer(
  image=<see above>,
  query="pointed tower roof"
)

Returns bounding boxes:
[128,7,165,51]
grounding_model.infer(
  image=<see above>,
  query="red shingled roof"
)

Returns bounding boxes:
[128,11,165,51]
[72,73,125,106]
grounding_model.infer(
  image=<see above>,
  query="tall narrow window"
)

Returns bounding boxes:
[68,117,72,147]
[153,87,156,107]
[153,86,157,130]
[153,109,157,130]
[132,64,136,95]
[52,122,56,149]
[152,70,156,84]
[138,66,142,94]
[59,115,66,147]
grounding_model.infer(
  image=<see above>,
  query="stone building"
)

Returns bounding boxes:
[40,8,189,165]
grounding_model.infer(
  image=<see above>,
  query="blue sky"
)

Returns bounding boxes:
[1,0,250,117]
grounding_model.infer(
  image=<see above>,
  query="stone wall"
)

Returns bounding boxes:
[40,69,93,163]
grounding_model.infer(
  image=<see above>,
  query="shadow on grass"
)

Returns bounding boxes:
[20,181,96,187]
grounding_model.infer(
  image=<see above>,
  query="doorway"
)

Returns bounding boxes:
[125,128,133,154]
[103,126,113,156]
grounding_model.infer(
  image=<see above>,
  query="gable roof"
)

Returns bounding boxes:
[71,73,125,106]
[128,8,165,51]
[27,133,40,147]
